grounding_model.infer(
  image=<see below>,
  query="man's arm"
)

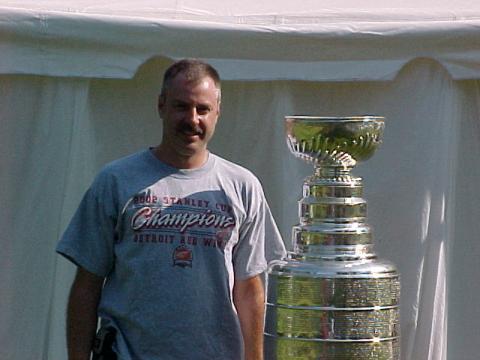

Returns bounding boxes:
[66,267,104,360]
[233,274,265,360]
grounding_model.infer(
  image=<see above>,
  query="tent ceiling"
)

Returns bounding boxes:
[2,0,479,17]
[1,1,480,80]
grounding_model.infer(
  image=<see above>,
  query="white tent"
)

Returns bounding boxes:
[1,1,479,359]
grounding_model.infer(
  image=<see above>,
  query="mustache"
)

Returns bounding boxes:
[177,123,203,135]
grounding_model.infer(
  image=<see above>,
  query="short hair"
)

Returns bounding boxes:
[160,59,221,101]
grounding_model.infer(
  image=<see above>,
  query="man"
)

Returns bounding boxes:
[56,59,286,360]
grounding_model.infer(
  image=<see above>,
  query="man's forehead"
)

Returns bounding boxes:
[166,75,220,100]
[170,74,216,89]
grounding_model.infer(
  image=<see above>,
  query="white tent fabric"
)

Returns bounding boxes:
[1,1,480,80]
[1,2,479,360]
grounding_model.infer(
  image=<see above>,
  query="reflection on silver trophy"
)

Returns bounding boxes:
[265,116,400,359]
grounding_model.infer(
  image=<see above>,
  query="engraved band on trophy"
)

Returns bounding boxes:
[264,116,400,360]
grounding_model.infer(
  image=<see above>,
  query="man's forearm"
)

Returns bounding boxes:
[233,275,265,360]
[67,268,104,360]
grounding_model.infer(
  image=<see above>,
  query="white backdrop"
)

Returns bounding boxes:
[1,2,480,360]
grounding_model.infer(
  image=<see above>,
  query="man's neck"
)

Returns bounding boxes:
[152,145,209,170]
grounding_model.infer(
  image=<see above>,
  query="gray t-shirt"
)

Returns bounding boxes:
[56,149,286,359]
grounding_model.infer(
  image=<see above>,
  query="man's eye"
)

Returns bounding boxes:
[197,107,210,115]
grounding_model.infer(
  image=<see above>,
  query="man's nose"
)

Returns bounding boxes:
[185,107,200,125]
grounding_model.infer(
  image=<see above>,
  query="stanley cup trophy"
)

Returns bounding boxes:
[264,116,400,359]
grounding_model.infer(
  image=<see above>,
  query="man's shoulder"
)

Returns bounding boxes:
[91,149,153,188]
[212,154,261,185]
[94,149,157,180]
[102,149,150,172]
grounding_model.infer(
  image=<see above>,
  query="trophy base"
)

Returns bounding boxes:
[265,335,400,360]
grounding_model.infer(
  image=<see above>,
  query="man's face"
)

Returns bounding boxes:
[158,74,220,161]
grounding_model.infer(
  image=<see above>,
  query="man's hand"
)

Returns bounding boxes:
[67,267,104,360]
[233,274,265,360]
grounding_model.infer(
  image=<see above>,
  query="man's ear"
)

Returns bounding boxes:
[158,95,165,114]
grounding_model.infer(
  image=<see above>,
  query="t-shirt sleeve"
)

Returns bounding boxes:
[233,183,286,280]
[56,171,117,277]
